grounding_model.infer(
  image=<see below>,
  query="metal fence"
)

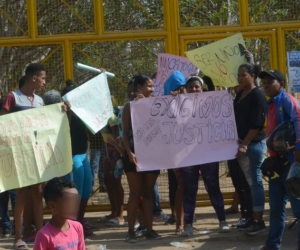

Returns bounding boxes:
[1,0,300,210]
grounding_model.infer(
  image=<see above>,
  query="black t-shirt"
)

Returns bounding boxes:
[234,87,266,142]
[70,114,88,155]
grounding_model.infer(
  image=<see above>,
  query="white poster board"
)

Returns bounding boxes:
[287,51,300,93]
[62,74,113,134]
[131,91,238,171]
[154,53,199,96]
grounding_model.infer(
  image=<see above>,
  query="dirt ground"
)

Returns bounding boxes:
[0,203,298,250]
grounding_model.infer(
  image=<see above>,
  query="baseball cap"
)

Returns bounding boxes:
[259,69,286,83]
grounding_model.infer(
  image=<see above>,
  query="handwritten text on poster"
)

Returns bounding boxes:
[131,91,238,171]
[185,33,246,88]
[0,104,72,192]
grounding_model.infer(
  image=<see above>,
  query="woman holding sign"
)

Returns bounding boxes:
[180,75,230,237]
[233,63,267,235]
[122,75,161,243]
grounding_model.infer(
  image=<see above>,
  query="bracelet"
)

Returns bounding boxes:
[239,144,248,150]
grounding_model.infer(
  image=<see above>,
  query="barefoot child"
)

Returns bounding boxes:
[34,178,85,250]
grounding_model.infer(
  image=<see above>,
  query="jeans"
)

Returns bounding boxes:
[266,166,300,250]
[227,158,253,219]
[153,183,162,215]
[181,162,226,224]
[0,190,16,229]
[238,140,267,212]
[90,149,103,185]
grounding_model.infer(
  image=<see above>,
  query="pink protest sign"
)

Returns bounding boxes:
[153,53,199,96]
[130,90,238,171]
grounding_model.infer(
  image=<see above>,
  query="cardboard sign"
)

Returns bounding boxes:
[0,104,72,192]
[131,91,238,171]
[62,73,113,134]
[154,53,199,96]
[185,33,247,88]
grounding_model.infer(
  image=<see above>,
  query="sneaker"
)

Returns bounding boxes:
[237,218,254,231]
[164,216,176,225]
[82,220,99,232]
[126,231,137,243]
[232,218,246,228]
[246,220,266,235]
[153,212,169,222]
[2,227,12,237]
[135,226,146,238]
[181,224,194,237]
[219,221,230,233]
[145,229,162,240]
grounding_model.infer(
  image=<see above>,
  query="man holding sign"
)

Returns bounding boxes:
[0,63,46,249]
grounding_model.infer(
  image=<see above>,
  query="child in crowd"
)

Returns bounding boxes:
[34,178,85,250]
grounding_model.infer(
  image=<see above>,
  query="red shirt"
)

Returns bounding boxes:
[267,102,278,156]
[2,93,15,112]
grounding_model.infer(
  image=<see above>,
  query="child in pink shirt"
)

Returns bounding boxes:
[34,178,85,250]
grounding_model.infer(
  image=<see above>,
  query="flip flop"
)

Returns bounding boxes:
[14,240,30,250]
[105,218,125,226]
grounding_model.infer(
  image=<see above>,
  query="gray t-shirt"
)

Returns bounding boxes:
[11,89,43,112]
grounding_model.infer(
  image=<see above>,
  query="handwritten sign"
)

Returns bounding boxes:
[131,91,238,171]
[185,33,247,88]
[287,51,300,93]
[154,53,199,96]
[0,104,72,192]
[62,73,113,134]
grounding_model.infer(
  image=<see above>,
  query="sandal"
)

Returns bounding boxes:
[174,228,184,235]
[14,240,30,249]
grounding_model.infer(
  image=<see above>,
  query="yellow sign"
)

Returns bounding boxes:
[185,33,247,88]
[0,103,72,192]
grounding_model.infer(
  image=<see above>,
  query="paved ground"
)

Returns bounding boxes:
[0,203,298,250]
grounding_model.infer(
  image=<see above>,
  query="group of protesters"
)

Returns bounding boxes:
[0,49,300,250]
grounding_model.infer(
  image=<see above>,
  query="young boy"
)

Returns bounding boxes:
[34,178,85,250]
